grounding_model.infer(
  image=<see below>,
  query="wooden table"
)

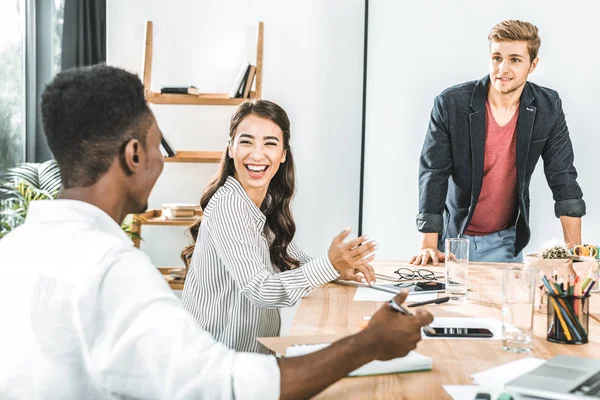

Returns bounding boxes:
[287,261,600,399]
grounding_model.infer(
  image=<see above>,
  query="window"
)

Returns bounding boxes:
[53,0,65,75]
[0,0,64,172]
[0,0,25,171]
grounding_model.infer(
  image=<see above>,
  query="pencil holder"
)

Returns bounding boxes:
[546,293,590,345]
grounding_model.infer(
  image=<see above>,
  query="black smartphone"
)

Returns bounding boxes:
[394,281,446,294]
[423,327,493,338]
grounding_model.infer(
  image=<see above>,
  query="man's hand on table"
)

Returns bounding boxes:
[409,247,446,266]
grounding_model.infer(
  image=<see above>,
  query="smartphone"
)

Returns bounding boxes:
[393,281,446,294]
[423,327,493,338]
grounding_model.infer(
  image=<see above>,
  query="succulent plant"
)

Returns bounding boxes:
[541,244,570,259]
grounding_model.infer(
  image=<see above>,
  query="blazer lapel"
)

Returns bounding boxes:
[516,83,536,197]
[468,76,489,207]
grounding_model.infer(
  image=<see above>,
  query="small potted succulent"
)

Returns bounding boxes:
[526,243,576,312]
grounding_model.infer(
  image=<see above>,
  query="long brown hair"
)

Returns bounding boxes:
[181,100,299,272]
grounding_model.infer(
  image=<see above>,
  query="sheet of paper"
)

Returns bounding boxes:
[286,343,432,376]
[443,385,537,400]
[471,358,546,386]
[353,284,439,302]
[421,317,503,340]
[443,385,481,400]
[257,334,347,355]
[444,358,546,400]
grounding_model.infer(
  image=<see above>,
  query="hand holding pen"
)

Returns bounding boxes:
[359,291,434,361]
[388,297,437,335]
[356,282,439,334]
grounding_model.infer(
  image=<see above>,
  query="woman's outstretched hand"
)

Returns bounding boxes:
[328,228,377,285]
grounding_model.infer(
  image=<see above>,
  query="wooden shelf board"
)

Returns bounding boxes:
[159,267,185,291]
[136,208,200,226]
[164,151,223,163]
[147,91,251,105]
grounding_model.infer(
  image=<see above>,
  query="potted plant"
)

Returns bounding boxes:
[0,160,139,241]
[526,243,598,312]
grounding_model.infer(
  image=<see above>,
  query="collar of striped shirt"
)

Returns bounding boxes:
[223,176,267,228]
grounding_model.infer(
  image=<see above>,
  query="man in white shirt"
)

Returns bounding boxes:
[0,64,432,399]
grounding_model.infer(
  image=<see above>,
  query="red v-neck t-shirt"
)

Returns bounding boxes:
[464,102,519,236]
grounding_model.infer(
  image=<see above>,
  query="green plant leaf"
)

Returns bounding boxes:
[1,160,139,243]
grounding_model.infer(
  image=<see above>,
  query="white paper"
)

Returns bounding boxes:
[444,358,546,400]
[353,284,439,303]
[286,343,432,376]
[444,385,537,400]
[285,342,330,356]
[421,317,503,340]
[471,358,546,386]
[443,385,481,400]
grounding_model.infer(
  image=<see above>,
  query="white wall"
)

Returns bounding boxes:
[363,0,600,259]
[107,0,366,266]
[107,0,365,333]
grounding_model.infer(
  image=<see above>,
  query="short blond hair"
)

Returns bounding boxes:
[488,20,541,62]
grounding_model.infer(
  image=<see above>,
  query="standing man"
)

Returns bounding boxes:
[411,20,585,265]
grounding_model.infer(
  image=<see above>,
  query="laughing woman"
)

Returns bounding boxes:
[181,100,376,354]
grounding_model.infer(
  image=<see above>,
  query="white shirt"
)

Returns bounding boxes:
[182,177,339,353]
[0,199,280,400]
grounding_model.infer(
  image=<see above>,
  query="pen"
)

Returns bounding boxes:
[584,280,596,296]
[407,296,450,307]
[361,283,400,295]
[388,298,436,335]
[360,284,436,334]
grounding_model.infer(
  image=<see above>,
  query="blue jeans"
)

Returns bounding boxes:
[463,227,523,263]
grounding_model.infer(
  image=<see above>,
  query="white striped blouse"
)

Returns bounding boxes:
[181,176,340,354]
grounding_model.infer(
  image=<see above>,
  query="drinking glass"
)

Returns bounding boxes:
[502,267,536,352]
[445,238,469,301]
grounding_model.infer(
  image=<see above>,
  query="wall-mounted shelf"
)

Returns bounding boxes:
[142,20,264,105]
[131,208,200,248]
[159,267,186,290]
[147,92,253,106]
[164,151,223,163]
[135,20,265,290]
[135,208,200,226]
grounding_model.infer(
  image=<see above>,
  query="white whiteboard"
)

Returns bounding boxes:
[363,0,600,259]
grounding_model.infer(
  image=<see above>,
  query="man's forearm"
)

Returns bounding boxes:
[277,331,375,400]
[421,232,439,249]
[560,216,582,247]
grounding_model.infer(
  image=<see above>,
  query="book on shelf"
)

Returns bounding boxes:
[160,86,200,95]
[229,61,251,98]
[237,67,251,98]
[242,65,256,99]
[160,136,176,158]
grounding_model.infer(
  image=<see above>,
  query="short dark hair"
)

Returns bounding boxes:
[41,64,152,188]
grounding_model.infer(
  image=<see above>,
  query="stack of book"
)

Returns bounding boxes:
[160,136,176,158]
[157,61,256,101]
[160,86,200,95]
[161,203,202,221]
[228,61,257,99]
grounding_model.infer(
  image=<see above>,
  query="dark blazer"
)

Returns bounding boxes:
[416,75,586,255]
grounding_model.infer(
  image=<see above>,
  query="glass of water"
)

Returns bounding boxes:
[445,238,469,301]
[502,267,535,352]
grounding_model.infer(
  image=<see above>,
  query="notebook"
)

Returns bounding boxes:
[285,342,432,377]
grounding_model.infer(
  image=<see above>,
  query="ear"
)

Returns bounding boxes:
[280,149,287,164]
[122,139,143,175]
[529,57,539,74]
